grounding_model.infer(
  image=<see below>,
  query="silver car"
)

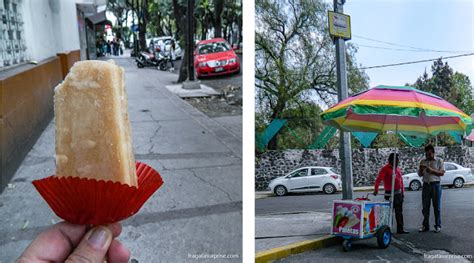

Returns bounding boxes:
[403,162,473,191]
[268,166,342,196]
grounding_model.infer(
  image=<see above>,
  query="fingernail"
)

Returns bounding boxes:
[87,227,109,249]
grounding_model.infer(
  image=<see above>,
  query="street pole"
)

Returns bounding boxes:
[187,0,195,81]
[334,0,353,200]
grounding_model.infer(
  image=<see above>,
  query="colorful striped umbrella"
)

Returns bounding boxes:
[321,85,472,224]
[321,85,472,136]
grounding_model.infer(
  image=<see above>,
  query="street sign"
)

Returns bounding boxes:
[328,11,351,40]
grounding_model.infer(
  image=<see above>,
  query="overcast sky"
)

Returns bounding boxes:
[344,0,474,88]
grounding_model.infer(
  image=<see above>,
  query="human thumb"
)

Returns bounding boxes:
[66,226,113,263]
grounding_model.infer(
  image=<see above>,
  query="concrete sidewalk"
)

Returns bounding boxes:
[0,58,242,262]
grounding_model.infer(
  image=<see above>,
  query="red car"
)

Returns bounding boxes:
[194,38,240,78]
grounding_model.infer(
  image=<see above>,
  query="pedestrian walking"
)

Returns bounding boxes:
[373,153,409,234]
[418,144,445,233]
[170,40,176,71]
[119,39,124,55]
[113,39,119,56]
[106,40,111,56]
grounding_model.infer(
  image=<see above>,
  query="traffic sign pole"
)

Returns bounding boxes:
[333,0,353,200]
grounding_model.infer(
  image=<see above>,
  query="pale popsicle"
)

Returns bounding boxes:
[54,60,137,186]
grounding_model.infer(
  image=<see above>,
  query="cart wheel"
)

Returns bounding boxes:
[376,225,391,249]
[342,239,352,252]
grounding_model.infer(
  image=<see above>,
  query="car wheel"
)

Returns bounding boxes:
[323,183,336,194]
[453,178,464,188]
[274,185,287,196]
[409,180,421,191]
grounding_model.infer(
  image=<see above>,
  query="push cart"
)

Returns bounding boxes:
[331,195,392,252]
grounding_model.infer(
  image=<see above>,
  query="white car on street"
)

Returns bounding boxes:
[268,166,342,196]
[403,162,473,191]
[149,36,183,60]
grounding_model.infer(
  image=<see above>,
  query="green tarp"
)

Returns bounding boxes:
[256,119,287,150]
[398,133,427,147]
[309,126,337,149]
[352,132,378,148]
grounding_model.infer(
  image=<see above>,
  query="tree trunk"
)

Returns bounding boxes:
[213,0,224,38]
[172,0,188,82]
[237,17,242,46]
[177,50,188,82]
[201,25,206,40]
[138,26,147,51]
[137,0,148,51]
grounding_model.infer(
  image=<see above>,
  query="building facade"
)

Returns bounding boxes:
[0,0,106,192]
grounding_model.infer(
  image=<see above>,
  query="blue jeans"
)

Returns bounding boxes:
[422,182,442,228]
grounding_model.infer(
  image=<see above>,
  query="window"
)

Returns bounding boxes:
[311,168,328,176]
[289,169,308,178]
[197,42,230,54]
[1,0,27,68]
[444,163,457,171]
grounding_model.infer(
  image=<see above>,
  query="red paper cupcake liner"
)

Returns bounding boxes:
[32,162,163,225]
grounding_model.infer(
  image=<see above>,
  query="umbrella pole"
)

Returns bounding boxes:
[390,121,398,231]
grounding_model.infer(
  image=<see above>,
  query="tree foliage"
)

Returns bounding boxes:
[410,58,473,146]
[412,58,473,119]
[255,0,369,150]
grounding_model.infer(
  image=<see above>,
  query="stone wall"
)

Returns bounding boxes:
[255,146,474,190]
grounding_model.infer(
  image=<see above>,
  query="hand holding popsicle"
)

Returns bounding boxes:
[18,222,130,263]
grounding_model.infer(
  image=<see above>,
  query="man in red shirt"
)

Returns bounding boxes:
[373,153,409,234]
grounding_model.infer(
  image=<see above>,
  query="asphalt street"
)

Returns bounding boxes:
[256,187,474,261]
[0,58,242,262]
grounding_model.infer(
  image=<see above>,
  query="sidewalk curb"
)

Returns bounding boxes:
[255,235,341,263]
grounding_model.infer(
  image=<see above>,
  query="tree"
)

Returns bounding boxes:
[276,103,324,149]
[147,0,174,37]
[255,0,369,150]
[172,0,188,82]
[212,0,224,37]
[195,0,214,40]
[195,0,240,42]
[107,0,128,40]
[430,58,453,99]
[450,72,474,115]
[413,59,473,115]
[412,59,473,146]
[137,0,150,51]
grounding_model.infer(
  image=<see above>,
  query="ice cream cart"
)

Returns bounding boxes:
[331,197,392,252]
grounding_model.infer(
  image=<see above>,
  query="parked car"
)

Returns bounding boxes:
[403,162,473,191]
[194,38,240,78]
[149,36,183,60]
[268,167,342,196]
